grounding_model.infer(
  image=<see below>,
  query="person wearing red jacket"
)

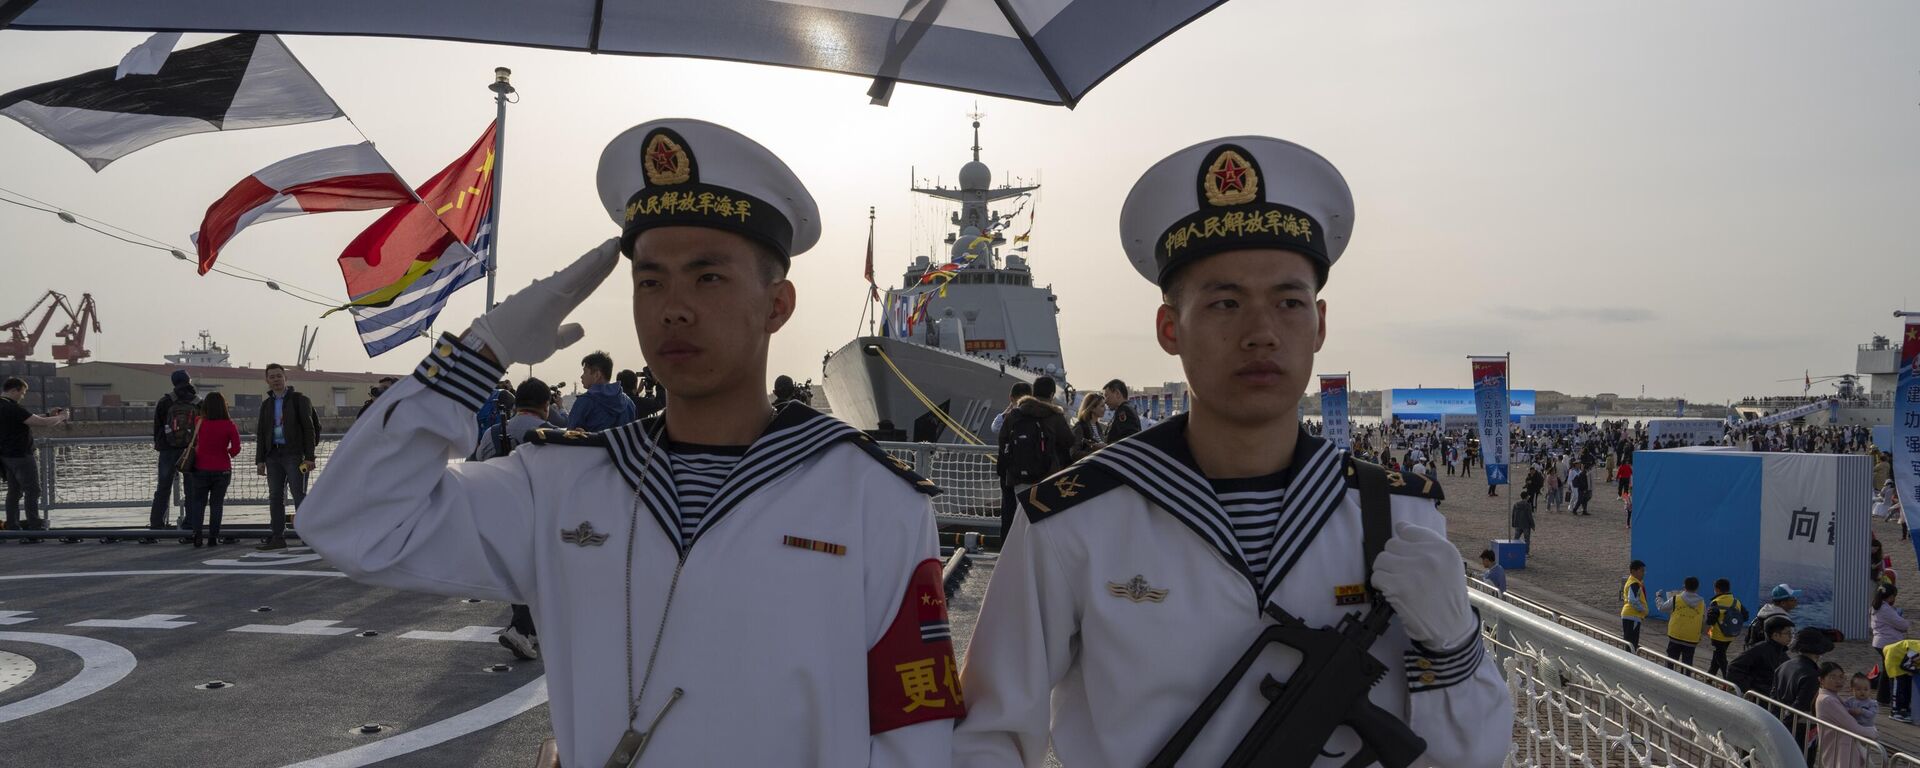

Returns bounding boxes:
[185,392,241,547]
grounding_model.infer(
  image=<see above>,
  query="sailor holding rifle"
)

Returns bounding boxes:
[953,136,1512,766]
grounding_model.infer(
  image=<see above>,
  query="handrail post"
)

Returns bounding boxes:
[39,439,55,517]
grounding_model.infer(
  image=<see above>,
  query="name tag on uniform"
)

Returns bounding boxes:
[1334,584,1369,606]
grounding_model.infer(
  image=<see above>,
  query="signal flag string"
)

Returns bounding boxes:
[0,185,343,310]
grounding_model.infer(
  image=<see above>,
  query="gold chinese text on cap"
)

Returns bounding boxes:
[1151,143,1326,287]
[619,127,794,260]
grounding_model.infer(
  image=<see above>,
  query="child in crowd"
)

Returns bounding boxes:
[1844,672,1879,730]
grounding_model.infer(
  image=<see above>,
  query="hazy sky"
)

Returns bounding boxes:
[1,2,1915,404]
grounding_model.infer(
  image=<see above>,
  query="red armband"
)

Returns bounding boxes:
[868,558,965,733]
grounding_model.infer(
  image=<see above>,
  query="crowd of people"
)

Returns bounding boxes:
[1606,559,1890,762]
[987,377,1143,537]
[135,365,319,549]
[468,350,666,459]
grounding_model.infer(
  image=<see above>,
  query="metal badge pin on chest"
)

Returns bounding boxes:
[561,521,609,546]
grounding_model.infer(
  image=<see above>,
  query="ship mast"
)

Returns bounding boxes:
[910,110,1037,271]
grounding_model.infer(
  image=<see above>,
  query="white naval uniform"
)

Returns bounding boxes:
[300,335,960,767]
[954,417,1512,767]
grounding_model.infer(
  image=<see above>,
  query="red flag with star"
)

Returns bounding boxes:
[334,121,496,309]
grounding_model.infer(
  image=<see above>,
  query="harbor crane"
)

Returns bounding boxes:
[0,290,100,362]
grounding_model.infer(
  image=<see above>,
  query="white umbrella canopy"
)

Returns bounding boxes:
[1,0,1231,106]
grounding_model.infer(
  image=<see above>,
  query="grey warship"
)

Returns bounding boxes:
[822,120,1068,443]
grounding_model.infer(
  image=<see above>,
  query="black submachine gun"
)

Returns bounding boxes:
[1145,461,1427,768]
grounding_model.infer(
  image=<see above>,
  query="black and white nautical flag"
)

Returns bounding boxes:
[0,34,341,171]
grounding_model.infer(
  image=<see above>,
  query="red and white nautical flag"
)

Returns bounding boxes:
[192,142,413,274]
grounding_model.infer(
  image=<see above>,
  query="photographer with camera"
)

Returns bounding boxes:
[361,376,399,415]
[632,367,664,420]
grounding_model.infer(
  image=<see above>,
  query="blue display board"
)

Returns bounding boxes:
[1383,388,1536,422]
[1631,449,1871,638]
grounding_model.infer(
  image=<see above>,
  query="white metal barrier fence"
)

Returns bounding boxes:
[1743,690,1891,767]
[1471,585,1804,766]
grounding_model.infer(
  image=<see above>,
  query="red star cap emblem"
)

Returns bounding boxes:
[649,142,677,173]
[1212,156,1248,193]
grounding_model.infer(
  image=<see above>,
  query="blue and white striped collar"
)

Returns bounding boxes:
[603,403,865,554]
[1087,414,1347,608]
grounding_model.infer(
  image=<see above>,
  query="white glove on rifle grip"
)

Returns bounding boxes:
[1371,522,1478,651]
[465,238,620,366]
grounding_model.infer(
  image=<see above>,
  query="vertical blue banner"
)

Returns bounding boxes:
[1319,374,1351,452]
[1897,320,1920,568]
[1676,398,1686,418]
[1472,357,1512,485]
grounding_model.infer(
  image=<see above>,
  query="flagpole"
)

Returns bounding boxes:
[866,207,878,337]
[486,67,515,310]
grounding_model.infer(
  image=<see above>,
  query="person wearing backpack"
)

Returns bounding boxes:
[1704,578,1750,678]
[995,375,1073,517]
[149,369,199,530]
[1747,584,1802,649]
[468,378,557,660]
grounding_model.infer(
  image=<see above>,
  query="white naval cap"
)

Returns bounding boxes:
[1119,136,1354,288]
[597,118,821,262]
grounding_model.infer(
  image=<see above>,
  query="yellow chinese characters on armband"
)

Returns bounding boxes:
[868,558,965,732]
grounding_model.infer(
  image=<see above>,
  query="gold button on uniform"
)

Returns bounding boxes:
[1419,672,1437,685]
[1415,658,1433,670]
[425,364,440,378]
[436,342,454,357]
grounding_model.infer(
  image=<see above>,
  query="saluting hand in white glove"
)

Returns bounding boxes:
[1370,522,1478,651]
[464,238,620,366]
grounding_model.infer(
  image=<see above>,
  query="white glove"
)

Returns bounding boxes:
[465,238,619,366]
[1371,522,1478,651]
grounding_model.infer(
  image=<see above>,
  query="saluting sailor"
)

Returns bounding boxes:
[953,137,1511,766]
[300,119,962,767]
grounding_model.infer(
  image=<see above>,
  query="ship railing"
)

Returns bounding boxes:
[2,435,347,524]
[875,441,1002,526]
[0,435,1010,528]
